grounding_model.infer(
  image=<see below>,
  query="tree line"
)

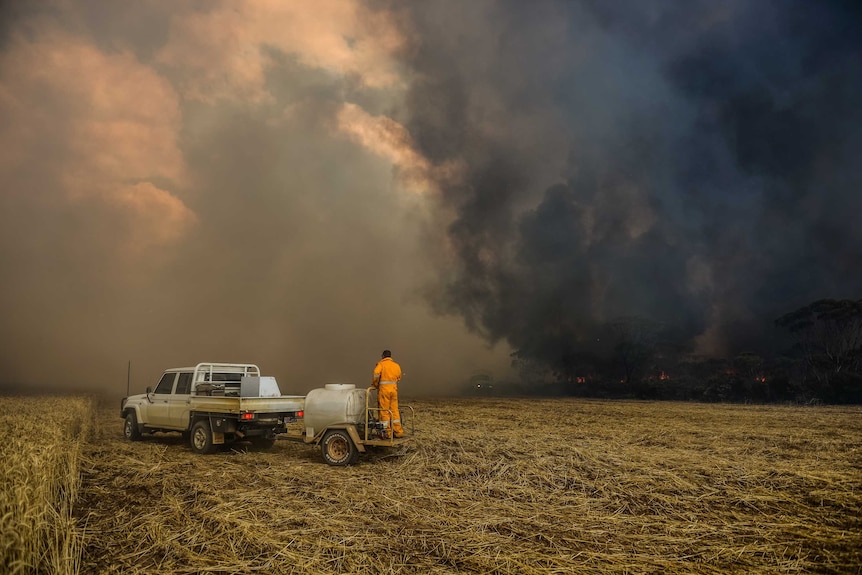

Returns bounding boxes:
[468,298,862,404]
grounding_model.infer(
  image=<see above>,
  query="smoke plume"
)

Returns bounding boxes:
[387,0,862,369]
[1,1,860,395]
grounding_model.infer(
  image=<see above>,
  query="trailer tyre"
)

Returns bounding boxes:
[321,429,357,466]
[123,412,142,441]
[190,420,216,454]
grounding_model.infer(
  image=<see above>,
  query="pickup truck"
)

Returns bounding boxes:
[121,362,305,454]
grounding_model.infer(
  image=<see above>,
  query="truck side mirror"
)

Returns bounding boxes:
[146,386,152,394]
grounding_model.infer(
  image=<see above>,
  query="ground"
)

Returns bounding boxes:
[75,398,862,574]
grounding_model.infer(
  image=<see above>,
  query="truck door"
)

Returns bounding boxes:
[148,372,176,427]
[167,372,193,429]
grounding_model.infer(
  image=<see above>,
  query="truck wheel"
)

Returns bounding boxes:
[190,420,216,454]
[321,429,357,466]
[124,412,142,441]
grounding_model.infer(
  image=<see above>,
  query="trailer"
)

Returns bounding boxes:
[281,383,415,466]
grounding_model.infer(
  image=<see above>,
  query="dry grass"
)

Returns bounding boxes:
[72,398,861,574]
[0,395,93,575]
[3,395,860,573]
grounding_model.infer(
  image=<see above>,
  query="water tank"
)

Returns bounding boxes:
[304,384,366,437]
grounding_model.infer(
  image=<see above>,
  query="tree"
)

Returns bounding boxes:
[609,317,661,386]
[732,352,766,401]
[776,299,862,402]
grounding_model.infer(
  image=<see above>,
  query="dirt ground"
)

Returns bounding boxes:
[76,398,862,574]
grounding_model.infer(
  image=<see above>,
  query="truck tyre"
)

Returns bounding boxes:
[123,412,142,441]
[321,429,358,466]
[190,420,216,454]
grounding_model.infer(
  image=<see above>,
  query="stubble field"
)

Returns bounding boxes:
[2,396,861,574]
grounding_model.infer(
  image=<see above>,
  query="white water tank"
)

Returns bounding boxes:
[304,384,366,437]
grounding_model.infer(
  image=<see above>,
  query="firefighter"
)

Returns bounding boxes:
[372,349,403,438]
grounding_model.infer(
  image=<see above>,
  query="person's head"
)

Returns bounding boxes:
[382,349,391,358]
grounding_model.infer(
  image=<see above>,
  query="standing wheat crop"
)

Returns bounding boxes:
[0,396,93,575]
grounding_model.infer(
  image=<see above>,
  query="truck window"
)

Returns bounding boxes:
[175,372,192,395]
[205,373,243,382]
[154,372,176,394]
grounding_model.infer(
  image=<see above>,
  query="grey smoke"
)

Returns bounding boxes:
[1,1,859,396]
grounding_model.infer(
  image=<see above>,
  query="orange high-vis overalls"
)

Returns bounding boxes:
[372,357,403,437]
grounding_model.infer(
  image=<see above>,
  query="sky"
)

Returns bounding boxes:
[1,1,860,396]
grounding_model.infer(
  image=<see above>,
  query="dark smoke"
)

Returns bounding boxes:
[394,0,862,369]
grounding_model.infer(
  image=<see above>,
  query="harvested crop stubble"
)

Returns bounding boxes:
[0,395,93,575]
[77,398,861,574]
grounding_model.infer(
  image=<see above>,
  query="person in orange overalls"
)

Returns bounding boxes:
[372,349,403,438]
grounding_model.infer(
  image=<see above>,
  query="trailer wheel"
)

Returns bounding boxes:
[190,420,216,454]
[123,412,142,441]
[321,429,357,466]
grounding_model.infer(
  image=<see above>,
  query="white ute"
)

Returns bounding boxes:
[121,362,305,454]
